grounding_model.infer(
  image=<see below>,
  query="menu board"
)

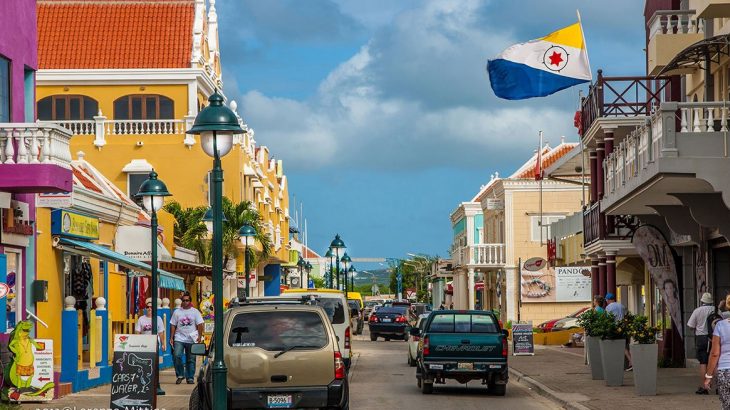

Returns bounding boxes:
[521,266,591,303]
[110,334,157,410]
[512,322,534,356]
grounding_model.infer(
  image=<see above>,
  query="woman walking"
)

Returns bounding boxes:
[704,294,730,408]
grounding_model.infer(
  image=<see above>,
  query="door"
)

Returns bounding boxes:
[4,249,21,333]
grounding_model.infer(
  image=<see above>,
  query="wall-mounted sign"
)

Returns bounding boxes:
[521,266,591,303]
[486,198,504,210]
[115,226,172,262]
[51,209,99,240]
[523,257,547,272]
[0,283,9,299]
[36,192,72,208]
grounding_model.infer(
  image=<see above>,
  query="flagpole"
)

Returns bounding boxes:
[538,130,544,246]
[576,9,593,78]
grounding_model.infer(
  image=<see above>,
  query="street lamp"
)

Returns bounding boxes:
[324,249,333,288]
[238,223,256,299]
[297,256,306,289]
[348,265,356,294]
[305,261,313,288]
[187,90,243,410]
[329,234,346,291]
[340,252,351,293]
[136,170,171,397]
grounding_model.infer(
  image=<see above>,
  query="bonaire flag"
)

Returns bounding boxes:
[487,22,591,100]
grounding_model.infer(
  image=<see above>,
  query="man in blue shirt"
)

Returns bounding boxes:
[605,293,632,370]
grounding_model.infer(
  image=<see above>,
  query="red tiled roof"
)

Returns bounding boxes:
[38,0,194,69]
[513,143,577,179]
[72,167,103,193]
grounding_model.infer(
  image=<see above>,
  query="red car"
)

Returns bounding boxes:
[537,307,590,332]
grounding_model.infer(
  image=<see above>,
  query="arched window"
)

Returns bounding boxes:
[113,94,174,120]
[37,95,98,121]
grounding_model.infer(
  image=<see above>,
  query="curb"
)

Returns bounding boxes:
[509,367,592,410]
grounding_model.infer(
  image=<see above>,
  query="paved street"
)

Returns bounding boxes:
[19,329,557,410]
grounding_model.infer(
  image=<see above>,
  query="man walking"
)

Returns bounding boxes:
[169,292,205,385]
[688,292,715,395]
[605,293,631,370]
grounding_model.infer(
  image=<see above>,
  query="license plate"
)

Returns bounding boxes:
[458,363,474,370]
[267,394,293,408]
[429,364,443,370]
[489,364,502,369]
[382,318,392,323]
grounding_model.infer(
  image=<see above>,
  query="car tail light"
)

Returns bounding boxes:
[395,315,407,323]
[345,327,351,350]
[502,335,508,357]
[369,315,379,323]
[334,351,346,379]
[423,336,430,356]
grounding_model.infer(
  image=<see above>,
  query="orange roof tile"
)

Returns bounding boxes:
[72,167,103,193]
[513,143,577,179]
[38,0,194,69]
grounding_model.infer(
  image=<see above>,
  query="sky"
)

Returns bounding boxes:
[217,0,647,265]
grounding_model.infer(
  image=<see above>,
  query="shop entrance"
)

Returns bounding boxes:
[4,248,22,333]
[63,253,93,345]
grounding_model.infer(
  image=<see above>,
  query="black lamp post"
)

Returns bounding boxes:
[305,261,312,288]
[325,249,333,288]
[238,223,256,299]
[136,170,171,398]
[329,234,345,291]
[187,91,243,410]
[297,256,306,288]
[340,252,351,293]
[349,265,356,294]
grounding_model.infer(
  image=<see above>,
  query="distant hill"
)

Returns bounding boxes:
[353,269,391,287]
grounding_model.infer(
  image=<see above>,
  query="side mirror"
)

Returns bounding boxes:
[190,343,207,356]
[410,328,421,337]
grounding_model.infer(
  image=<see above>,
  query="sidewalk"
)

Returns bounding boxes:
[509,344,718,410]
[19,369,193,410]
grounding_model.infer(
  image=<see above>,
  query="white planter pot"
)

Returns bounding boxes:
[630,343,658,396]
[586,335,604,380]
[599,338,625,386]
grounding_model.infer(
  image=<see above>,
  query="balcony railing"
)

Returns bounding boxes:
[51,113,196,148]
[648,10,704,39]
[580,71,672,136]
[583,202,638,246]
[469,244,506,266]
[0,123,73,168]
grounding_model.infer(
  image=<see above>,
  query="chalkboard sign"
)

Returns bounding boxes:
[110,334,157,410]
[512,322,535,356]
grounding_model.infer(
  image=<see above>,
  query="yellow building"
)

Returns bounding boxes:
[36,0,291,298]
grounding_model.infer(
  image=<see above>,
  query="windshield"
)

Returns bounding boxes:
[347,300,360,310]
[228,311,328,351]
[427,313,499,333]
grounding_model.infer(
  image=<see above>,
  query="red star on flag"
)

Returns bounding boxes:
[548,51,563,67]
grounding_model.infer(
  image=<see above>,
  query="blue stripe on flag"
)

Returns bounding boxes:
[487,59,588,100]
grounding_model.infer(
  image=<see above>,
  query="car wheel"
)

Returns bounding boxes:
[385,337,391,341]
[370,333,378,341]
[489,383,507,396]
[403,333,409,341]
[421,380,434,395]
[189,385,207,410]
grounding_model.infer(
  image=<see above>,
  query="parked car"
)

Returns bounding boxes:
[412,303,432,316]
[363,301,380,321]
[189,303,349,410]
[282,289,353,368]
[368,306,412,341]
[537,307,590,332]
[414,310,509,395]
[552,307,591,331]
[348,299,364,335]
[408,313,431,367]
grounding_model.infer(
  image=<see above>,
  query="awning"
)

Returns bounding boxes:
[56,237,185,291]
[659,34,730,76]
[160,258,212,276]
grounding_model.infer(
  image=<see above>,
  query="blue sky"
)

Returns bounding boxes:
[217,0,646,264]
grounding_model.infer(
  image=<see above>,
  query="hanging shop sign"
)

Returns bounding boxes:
[632,225,683,338]
[3,322,54,402]
[521,266,591,303]
[51,209,99,240]
[523,257,547,272]
[110,334,157,410]
[36,192,72,208]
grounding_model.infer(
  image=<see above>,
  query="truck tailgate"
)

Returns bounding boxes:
[426,333,505,361]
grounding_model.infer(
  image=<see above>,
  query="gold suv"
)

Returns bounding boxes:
[189,304,349,409]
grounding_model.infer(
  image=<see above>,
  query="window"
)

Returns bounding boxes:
[427,313,498,333]
[0,56,9,122]
[23,69,34,122]
[37,95,98,121]
[530,215,565,242]
[307,297,345,324]
[227,311,328,350]
[114,94,174,120]
[127,173,149,205]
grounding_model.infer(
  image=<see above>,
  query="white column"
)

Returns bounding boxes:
[505,266,517,322]
[467,268,475,310]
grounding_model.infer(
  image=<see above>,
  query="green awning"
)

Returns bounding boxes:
[56,237,186,291]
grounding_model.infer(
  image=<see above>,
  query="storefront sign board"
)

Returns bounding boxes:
[51,209,99,240]
[5,337,54,402]
[36,192,72,208]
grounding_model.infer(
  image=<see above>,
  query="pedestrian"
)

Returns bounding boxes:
[439,303,445,310]
[719,300,730,320]
[593,295,605,314]
[135,298,166,351]
[169,291,204,385]
[449,302,454,309]
[605,293,632,371]
[704,294,730,408]
[689,292,716,394]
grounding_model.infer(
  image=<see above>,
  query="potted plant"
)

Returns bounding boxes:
[629,315,659,395]
[577,309,604,380]
[597,312,633,386]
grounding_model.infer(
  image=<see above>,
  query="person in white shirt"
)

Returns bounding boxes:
[689,292,716,394]
[135,298,166,349]
[169,292,204,385]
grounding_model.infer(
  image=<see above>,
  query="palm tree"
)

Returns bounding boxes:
[163,201,209,261]
[221,197,272,269]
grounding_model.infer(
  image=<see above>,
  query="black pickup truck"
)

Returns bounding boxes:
[413,310,509,395]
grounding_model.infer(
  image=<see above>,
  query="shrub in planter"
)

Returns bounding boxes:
[629,315,659,396]
[577,309,605,380]
[597,312,633,386]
